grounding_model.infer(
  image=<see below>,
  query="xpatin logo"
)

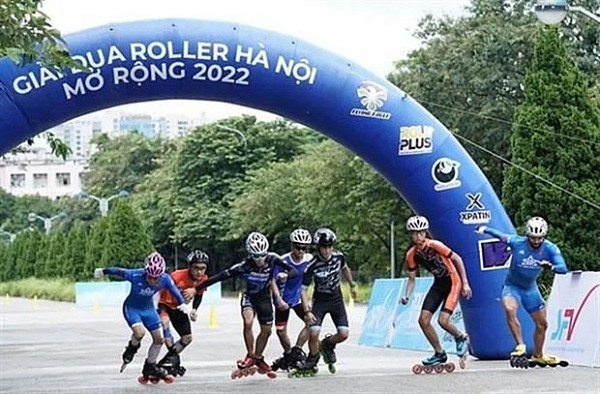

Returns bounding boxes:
[459,192,491,224]
[350,81,391,120]
[398,125,433,156]
[431,158,461,191]
[551,284,600,342]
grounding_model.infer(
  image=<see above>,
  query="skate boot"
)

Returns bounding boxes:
[529,354,569,368]
[271,351,293,371]
[319,335,337,373]
[119,341,141,372]
[138,359,174,384]
[455,334,469,369]
[509,344,528,369]
[289,346,307,366]
[422,351,448,366]
[254,355,277,378]
[289,352,319,378]
[231,353,257,379]
[158,348,185,377]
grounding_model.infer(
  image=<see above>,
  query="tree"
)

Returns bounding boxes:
[65,224,87,280]
[104,200,153,268]
[85,217,110,274]
[0,0,86,159]
[44,231,66,278]
[228,140,412,279]
[502,26,600,292]
[387,0,599,195]
[85,133,163,197]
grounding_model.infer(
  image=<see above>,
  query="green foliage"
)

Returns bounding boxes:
[0,277,75,302]
[104,200,153,268]
[44,231,66,278]
[387,0,600,195]
[34,235,48,278]
[66,225,88,280]
[502,26,600,285]
[86,133,163,197]
[85,217,110,275]
[229,140,412,280]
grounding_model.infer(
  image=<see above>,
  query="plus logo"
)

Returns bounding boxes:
[550,284,599,342]
[550,308,575,341]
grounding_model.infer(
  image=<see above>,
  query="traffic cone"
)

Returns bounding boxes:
[32,295,39,309]
[4,293,10,305]
[92,300,102,314]
[208,305,218,329]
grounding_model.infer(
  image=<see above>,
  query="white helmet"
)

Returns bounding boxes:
[290,228,312,245]
[245,232,269,257]
[526,217,548,237]
[406,215,429,231]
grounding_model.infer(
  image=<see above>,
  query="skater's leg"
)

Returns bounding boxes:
[254,323,273,358]
[295,326,310,348]
[241,307,255,356]
[275,308,292,353]
[147,327,166,364]
[419,310,444,354]
[502,286,526,351]
[437,279,462,338]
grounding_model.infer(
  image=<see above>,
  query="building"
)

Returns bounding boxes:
[0,152,88,200]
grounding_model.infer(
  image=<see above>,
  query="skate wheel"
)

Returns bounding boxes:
[328,363,336,374]
[424,365,433,374]
[163,375,175,384]
[459,358,467,369]
[559,360,569,367]
[149,377,160,384]
[231,369,240,379]
[445,363,456,373]
[434,364,444,373]
[412,364,424,374]
[266,371,277,379]
[137,376,148,385]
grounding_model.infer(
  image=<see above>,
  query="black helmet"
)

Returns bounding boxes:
[313,228,336,247]
[187,250,209,266]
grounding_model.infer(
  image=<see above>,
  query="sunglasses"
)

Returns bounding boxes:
[293,244,308,251]
[250,253,267,260]
[191,265,207,270]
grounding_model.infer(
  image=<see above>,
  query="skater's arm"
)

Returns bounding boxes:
[547,243,568,274]
[275,256,298,279]
[194,263,241,292]
[449,252,472,299]
[475,226,510,243]
[192,293,203,309]
[402,270,416,304]
[101,267,129,278]
[270,276,285,307]
[164,275,186,305]
[341,262,357,299]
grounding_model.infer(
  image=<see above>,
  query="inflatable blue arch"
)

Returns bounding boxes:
[0,19,533,359]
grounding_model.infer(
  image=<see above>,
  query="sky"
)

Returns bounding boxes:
[41,0,471,121]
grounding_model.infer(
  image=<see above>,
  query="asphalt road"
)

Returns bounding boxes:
[1,296,598,393]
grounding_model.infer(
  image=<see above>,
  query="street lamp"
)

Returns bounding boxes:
[215,124,248,150]
[79,190,129,217]
[534,0,600,25]
[28,212,67,234]
[0,229,16,243]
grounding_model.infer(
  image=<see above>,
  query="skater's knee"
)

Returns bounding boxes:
[181,335,193,345]
[337,331,349,342]
[534,318,548,331]
[418,315,431,328]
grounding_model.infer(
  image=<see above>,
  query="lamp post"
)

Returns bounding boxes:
[0,229,16,243]
[215,124,248,150]
[79,190,129,217]
[28,212,67,234]
[534,0,600,25]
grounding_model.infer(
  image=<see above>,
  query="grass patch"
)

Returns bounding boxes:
[0,278,75,302]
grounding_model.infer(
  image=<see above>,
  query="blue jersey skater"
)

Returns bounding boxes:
[476,217,568,366]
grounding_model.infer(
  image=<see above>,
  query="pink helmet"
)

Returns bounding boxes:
[144,252,165,278]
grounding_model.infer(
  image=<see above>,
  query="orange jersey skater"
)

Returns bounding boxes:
[405,239,462,313]
[159,269,208,310]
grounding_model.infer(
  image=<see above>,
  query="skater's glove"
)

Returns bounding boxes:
[190,309,198,322]
[93,268,104,279]
[538,260,552,269]
[177,303,192,315]
[474,226,486,234]
[400,296,409,305]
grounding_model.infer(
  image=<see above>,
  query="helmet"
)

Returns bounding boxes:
[314,228,336,246]
[144,251,166,278]
[187,250,209,266]
[245,232,269,257]
[526,217,548,237]
[406,215,429,231]
[290,228,312,245]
